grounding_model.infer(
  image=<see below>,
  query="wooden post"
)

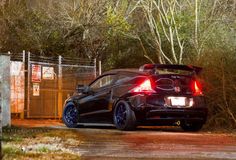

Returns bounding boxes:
[58,55,63,118]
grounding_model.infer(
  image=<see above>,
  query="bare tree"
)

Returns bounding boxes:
[54,0,109,60]
[131,0,186,64]
[191,0,236,59]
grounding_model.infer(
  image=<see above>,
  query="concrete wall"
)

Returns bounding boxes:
[0,55,11,126]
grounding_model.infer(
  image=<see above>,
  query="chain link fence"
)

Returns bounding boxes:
[1,52,97,119]
[27,53,96,118]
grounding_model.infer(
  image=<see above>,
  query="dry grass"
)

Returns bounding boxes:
[193,51,236,130]
[2,126,83,160]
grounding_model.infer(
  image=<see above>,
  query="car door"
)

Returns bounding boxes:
[79,74,115,122]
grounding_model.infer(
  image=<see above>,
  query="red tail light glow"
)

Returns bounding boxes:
[192,80,203,96]
[130,78,156,94]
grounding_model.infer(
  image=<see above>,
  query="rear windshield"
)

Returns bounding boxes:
[154,69,193,75]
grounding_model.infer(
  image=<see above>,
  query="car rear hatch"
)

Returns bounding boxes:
[139,64,202,95]
[152,74,194,95]
[139,64,203,108]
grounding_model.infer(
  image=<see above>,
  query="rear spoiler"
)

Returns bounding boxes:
[139,64,202,74]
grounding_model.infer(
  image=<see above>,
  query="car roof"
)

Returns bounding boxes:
[102,68,148,76]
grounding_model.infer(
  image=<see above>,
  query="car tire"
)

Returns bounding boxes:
[62,102,79,128]
[113,100,136,131]
[181,122,203,132]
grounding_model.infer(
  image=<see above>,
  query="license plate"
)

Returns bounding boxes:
[167,97,186,106]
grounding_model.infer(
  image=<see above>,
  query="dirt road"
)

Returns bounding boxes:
[10,120,236,160]
[67,126,236,160]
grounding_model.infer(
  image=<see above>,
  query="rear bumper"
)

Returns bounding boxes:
[145,107,207,125]
[128,94,207,125]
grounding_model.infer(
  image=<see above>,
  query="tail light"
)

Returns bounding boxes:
[130,78,156,94]
[192,80,203,96]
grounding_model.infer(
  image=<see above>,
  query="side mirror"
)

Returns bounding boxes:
[83,85,93,94]
[76,84,85,93]
[76,84,93,94]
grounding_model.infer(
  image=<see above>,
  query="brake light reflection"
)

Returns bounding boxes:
[193,80,203,96]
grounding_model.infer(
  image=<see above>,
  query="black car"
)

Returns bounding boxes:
[62,64,207,131]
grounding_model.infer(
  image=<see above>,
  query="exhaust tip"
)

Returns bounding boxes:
[175,120,181,126]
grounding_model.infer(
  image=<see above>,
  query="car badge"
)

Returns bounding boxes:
[174,86,181,93]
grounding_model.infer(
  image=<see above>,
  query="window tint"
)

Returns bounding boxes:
[116,74,133,84]
[90,75,114,89]
[155,69,192,75]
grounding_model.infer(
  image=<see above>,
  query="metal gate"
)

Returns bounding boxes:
[10,53,25,118]
[26,53,96,118]
[2,51,96,119]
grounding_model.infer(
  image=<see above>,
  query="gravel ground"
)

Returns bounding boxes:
[5,119,236,160]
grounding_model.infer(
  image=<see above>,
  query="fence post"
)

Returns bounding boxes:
[27,52,30,118]
[22,50,25,63]
[58,55,63,118]
[21,50,25,119]
[0,55,11,126]
[99,60,102,75]
[0,76,2,159]
[94,58,97,78]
